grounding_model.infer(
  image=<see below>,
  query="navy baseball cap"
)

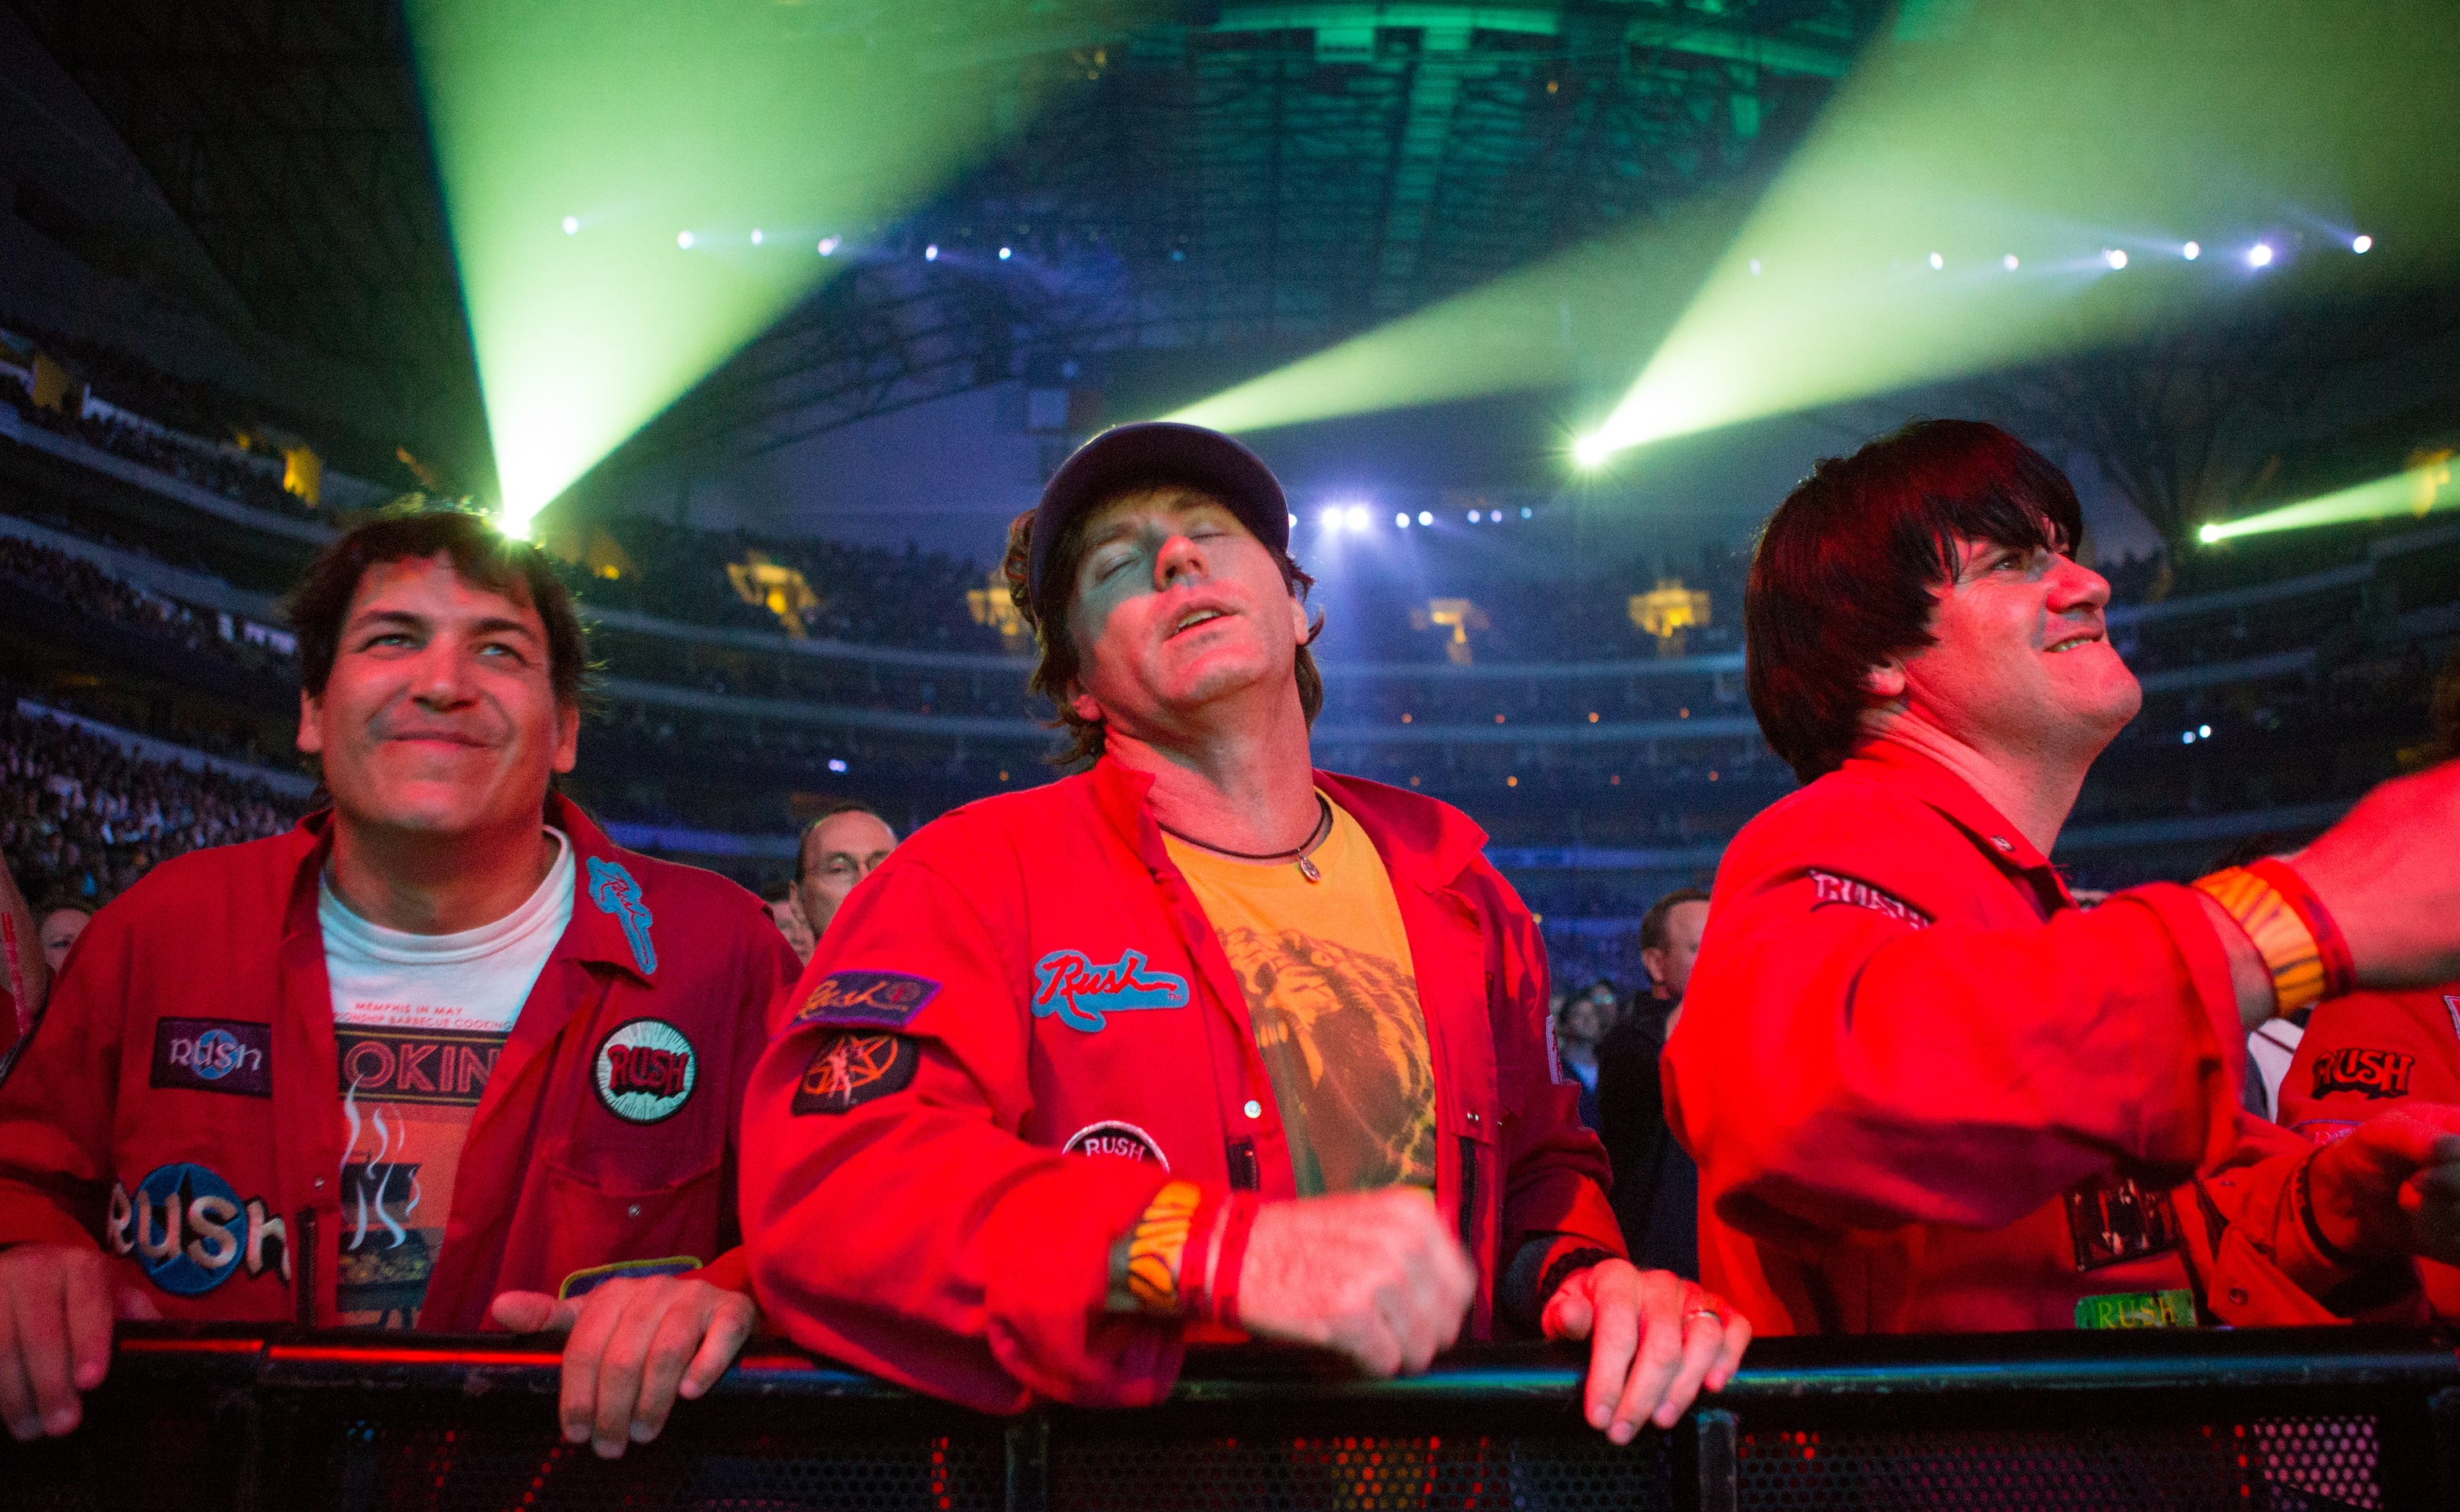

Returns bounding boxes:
[1027,422,1291,619]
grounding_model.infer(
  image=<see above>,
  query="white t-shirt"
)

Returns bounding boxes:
[319,828,574,1326]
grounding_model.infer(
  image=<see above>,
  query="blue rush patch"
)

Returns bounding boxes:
[793,969,942,1028]
[149,1018,273,1098]
[1031,948,1190,1033]
[586,856,658,975]
[106,1162,291,1296]
[792,1031,921,1115]
[558,1255,703,1300]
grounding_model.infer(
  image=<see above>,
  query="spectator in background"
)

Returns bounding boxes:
[761,878,816,965]
[1595,888,1711,1279]
[0,853,47,1086]
[34,897,91,974]
[1552,989,1606,1130]
[792,802,897,943]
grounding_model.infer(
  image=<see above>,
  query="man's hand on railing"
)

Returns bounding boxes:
[1542,1260,1749,1445]
[490,1276,758,1460]
[0,1242,159,1441]
[2302,1105,2460,1266]
[1234,1188,1478,1378]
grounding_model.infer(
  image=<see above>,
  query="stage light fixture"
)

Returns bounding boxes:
[2102,248,2128,269]
[1346,504,1370,531]
[562,216,580,235]
[818,236,841,256]
[2181,241,2201,259]
[1748,258,1762,275]
[1465,509,1480,523]
[2247,242,2274,267]
[1320,506,1344,532]
[1394,511,1411,528]
[998,246,1012,259]
[924,243,939,261]
[827,758,849,774]
[1519,506,1532,518]
[2351,233,2373,253]
[676,231,695,249]
[1416,510,1433,526]
[750,229,763,245]
[2003,253,2020,271]
[1929,252,1945,269]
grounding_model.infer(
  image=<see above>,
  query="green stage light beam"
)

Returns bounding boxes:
[2199,458,2458,545]
[1577,0,2460,466]
[409,2,1089,534]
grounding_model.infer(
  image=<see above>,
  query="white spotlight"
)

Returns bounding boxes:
[924,244,940,261]
[1747,258,1763,276]
[1346,504,1370,531]
[2003,253,2020,271]
[817,236,841,256]
[1417,511,1433,526]
[2103,248,2128,270]
[751,229,764,245]
[1321,506,1344,532]
[2181,241,2201,260]
[2351,233,2373,254]
[998,246,1013,260]
[2198,724,2212,737]
[1394,512,1411,529]
[2247,242,2274,267]
[1928,252,1944,270]
[827,758,849,774]
[1519,506,1533,519]
[1465,510,1480,523]
[1288,512,1297,529]
[677,231,695,249]
[561,215,580,235]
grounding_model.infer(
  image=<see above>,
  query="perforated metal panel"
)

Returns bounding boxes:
[2250,1415,2381,1511]
[1049,1429,1672,1512]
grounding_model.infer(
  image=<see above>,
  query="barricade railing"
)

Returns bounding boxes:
[8,1324,2457,1510]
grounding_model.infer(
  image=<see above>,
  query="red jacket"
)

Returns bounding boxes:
[2278,983,2460,1316]
[1664,738,2402,1335]
[0,796,798,1328]
[741,758,1622,1412]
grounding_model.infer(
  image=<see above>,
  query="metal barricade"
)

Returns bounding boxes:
[7,1324,2457,1510]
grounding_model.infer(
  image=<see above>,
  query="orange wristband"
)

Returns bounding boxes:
[2193,866,2331,1015]
[1123,1179,1205,1316]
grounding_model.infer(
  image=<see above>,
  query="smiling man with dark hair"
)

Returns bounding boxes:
[744,423,1744,1436]
[1669,419,2460,1336]
[0,510,797,1453]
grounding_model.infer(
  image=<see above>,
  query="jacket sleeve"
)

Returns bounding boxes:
[1480,862,1624,1274]
[740,848,1197,1413]
[0,908,123,1250]
[1664,793,2247,1254]
[692,916,806,1299]
[2181,1110,2429,1326]
[2280,990,2460,1135]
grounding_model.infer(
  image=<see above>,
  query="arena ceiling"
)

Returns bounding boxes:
[10,0,1887,490]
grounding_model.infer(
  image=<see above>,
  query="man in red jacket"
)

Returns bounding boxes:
[743,423,1746,1441]
[0,512,799,1455]
[1665,419,2460,1336]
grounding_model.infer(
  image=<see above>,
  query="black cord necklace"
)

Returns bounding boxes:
[1158,793,1334,882]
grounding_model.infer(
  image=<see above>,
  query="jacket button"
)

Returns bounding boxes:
[2227,1287,2249,1306]
[312,1177,325,1189]
[628,1204,643,1218]
[1242,1100,1263,1119]
[1466,1110,1482,1125]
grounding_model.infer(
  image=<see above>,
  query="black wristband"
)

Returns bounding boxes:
[2293,1151,2356,1269]
[1536,1246,1619,1312]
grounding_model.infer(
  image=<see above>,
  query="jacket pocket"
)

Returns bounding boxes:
[538,1149,726,1286]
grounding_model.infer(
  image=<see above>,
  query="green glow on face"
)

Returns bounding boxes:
[408,3,1066,532]
[1172,1,2458,461]
[2199,460,2458,543]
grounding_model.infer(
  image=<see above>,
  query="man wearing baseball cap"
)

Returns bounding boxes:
[742,423,1745,1434]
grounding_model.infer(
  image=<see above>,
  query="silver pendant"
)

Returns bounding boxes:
[1297,857,1321,882]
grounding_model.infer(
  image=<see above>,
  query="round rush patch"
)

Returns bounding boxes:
[593,1018,698,1125]
[1061,1119,1168,1170]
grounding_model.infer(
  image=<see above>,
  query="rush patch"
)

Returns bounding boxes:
[1032,948,1190,1033]
[1806,870,1932,929]
[151,1018,273,1098]
[2062,1172,2182,1272]
[2309,1047,2414,1101]
[558,1255,702,1300]
[337,1026,498,1107]
[792,1031,920,1115]
[587,857,658,976]
[108,1162,290,1297]
[1062,1119,1169,1169]
[593,1018,698,1124]
[794,969,941,1028]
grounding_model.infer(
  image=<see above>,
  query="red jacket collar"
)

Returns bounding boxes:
[1840,737,2073,903]
[284,793,657,982]
[1087,754,1491,892]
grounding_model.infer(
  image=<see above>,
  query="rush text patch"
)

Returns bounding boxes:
[108,1162,291,1297]
[1032,948,1190,1033]
[593,1018,699,1124]
[2309,1047,2414,1101]
[1062,1119,1169,1168]
[794,970,941,1028]
[151,1018,273,1098]
[1806,870,1933,929]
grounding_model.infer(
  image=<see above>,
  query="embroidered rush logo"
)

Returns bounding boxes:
[1032,949,1191,1033]
[2309,1047,2414,1101]
[587,857,658,976]
[1806,870,1933,929]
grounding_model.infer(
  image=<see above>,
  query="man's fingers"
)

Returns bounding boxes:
[1607,1278,1688,1444]
[625,1303,709,1445]
[1650,1313,1727,1428]
[556,1284,629,1448]
[588,1290,661,1458]
[60,1258,115,1394]
[491,1290,576,1336]
[20,1269,83,1438]
[1705,1312,1753,1393]
[676,1296,756,1402]
[0,1287,37,1440]
[1545,1276,1597,1342]
[1582,1274,1640,1434]
[114,1285,161,1323]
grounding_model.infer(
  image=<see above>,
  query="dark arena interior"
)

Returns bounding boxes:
[5,2,2460,1508]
